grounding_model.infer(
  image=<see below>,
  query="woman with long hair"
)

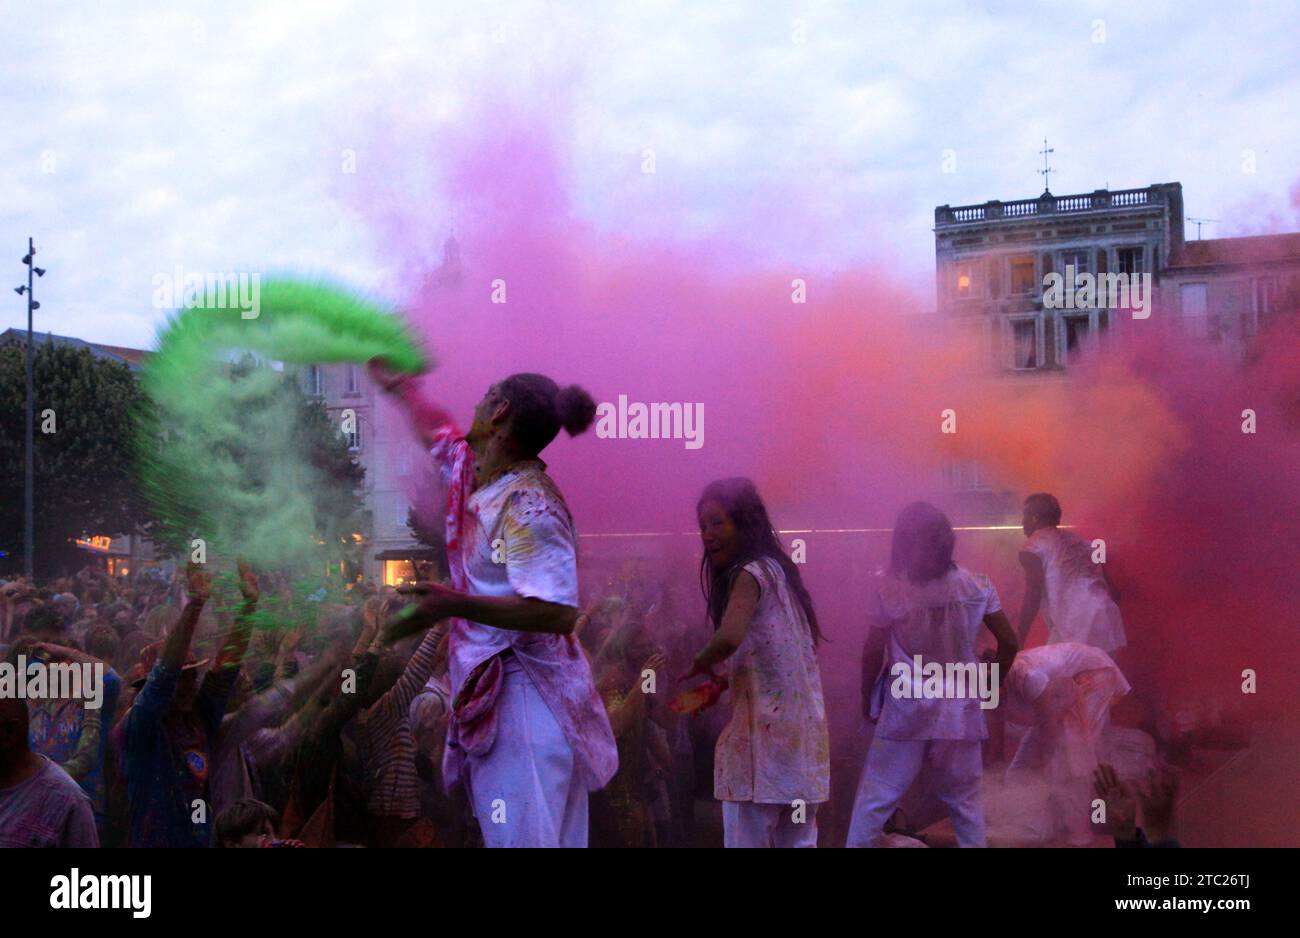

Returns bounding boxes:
[846,501,1018,848]
[681,477,829,848]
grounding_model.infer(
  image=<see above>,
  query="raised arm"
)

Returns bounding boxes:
[371,621,448,721]
[368,358,455,449]
[160,562,210,671]
[212,558,259,675]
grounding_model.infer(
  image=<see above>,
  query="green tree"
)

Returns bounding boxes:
[0,339,154,577]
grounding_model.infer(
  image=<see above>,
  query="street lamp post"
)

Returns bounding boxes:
[15,238,45,579]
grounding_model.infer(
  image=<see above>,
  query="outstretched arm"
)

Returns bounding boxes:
[384,583,577,641]
[681,570,758,680]
[367,358,455,449]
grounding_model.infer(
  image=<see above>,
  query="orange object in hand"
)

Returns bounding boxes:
[670,676,729,716]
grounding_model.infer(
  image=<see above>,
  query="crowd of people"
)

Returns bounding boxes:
[0,362,1180,849]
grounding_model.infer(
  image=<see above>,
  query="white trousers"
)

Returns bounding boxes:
[466,659,588,848]
[722,800,820,848]
[846,737,986,848]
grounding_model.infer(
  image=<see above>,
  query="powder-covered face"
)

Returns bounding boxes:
[466,384,506,450]
[698,499,740,570]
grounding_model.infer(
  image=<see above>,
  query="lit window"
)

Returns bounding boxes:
[955,262,976,297]
[384,559,416,587]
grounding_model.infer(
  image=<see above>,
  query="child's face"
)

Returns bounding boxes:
[231,819,276,848]
[698,500,740,569]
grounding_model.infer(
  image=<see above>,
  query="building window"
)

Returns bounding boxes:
[1011,318,1039,369]
[944,460,989,492]
[306,365,323,397]
[1253,277,1277,314]
[345,364,359,394]
[1063,314,1091,362]
[1117,247,1145,276]
[955,261,978,298]
[1246,276,1280,337]
[383,559,416,587]
[1061,250,1090,285]
[395,498,409,528]
[1009,255,1037,296]
[1180,283,1209,337]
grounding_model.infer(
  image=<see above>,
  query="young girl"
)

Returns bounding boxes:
[847,501,1018,848]
[682,478,830,848]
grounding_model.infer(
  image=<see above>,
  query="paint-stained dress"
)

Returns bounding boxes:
[714,557,830,805]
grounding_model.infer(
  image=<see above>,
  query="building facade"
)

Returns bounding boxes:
[934,182,1185,372]
[931,182,1300,519]
[1161,231,1300,342]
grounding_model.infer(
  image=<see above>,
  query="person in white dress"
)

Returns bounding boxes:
[682,478,830,848]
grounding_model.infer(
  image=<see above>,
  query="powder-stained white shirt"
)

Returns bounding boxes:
[869,566,1001,741]
[1023,528,1126,652]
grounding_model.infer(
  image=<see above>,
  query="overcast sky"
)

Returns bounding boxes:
[2,0,1298,348]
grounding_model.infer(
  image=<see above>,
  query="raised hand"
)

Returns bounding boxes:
[366,357,409,393]
[185,561,212,604]
[1135,765,1179,842]
[1092,763,1137,839]
[237,557,260,605]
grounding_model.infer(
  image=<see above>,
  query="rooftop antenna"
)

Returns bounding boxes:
[1038,138,1054,194]
[1186,217,1219,240]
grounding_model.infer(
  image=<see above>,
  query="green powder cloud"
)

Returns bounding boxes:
[136,278,429,612]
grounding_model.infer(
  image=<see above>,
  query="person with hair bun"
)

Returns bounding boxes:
[369,360,616,848]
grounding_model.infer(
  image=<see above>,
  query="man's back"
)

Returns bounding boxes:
[1023,527,1125,651]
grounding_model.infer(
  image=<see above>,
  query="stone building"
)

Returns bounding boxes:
[934,182,1185,372]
